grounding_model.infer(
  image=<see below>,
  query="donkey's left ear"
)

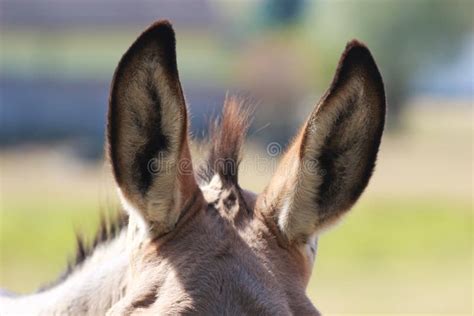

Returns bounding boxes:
[260,40,386,243]
[107,21,198,237]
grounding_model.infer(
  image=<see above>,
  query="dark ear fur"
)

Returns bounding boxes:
[262,40,386,243]
[107,21,197,236]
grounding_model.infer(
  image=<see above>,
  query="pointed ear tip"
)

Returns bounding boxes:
[338,39,384,86]
[138,20,176,46]
[345,39,368,50]
[342,39,374,64]
[149,19,174,33]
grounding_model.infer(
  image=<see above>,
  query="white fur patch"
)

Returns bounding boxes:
[277,194,294,237]
[118,187,148,234]
[200,174,223,204]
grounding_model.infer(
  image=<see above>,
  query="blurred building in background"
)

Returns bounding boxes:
[1,0,472,157]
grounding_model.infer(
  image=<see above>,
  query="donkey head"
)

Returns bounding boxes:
[107,21,385,315]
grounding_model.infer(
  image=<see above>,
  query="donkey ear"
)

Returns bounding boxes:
[107,21,198,236]
[261,40,386,243]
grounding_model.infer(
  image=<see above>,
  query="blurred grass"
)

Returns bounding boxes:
[308,197,472,313]
[314,197,471,267]
[0,198,102,288]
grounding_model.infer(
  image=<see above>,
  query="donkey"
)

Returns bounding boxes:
[0,20,385,315]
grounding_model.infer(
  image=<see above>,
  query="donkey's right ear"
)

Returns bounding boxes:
[260,40,386,244]
[107,21,198,237]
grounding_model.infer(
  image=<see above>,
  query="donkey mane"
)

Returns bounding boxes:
[198,96,253,186]
[73,213,128,269]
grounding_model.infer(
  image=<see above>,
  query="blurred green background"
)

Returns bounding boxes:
[0,0,472,314]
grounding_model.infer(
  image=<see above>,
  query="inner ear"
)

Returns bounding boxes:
[130,87,170,194]
[109,21,185,194]
[303,42,385,218]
